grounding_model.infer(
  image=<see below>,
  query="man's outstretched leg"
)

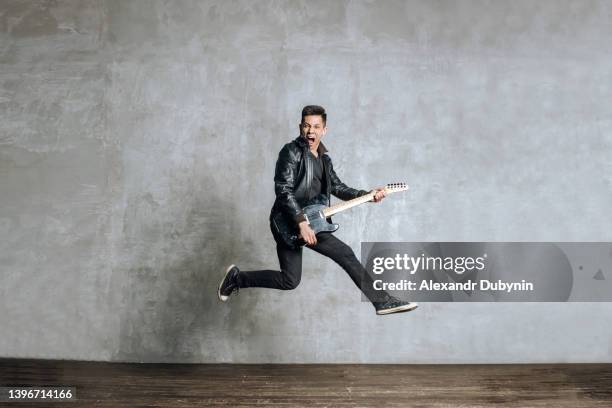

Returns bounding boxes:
[218,244,303,302]
[310,233,418,315]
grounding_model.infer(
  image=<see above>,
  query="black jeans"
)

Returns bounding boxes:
[237,233,389,305]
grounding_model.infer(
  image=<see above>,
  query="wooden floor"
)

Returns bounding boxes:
[1,359,611,407]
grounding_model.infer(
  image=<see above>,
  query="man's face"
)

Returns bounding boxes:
[299,115,327,150]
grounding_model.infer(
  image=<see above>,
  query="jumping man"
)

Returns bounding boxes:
[218,105,418,315]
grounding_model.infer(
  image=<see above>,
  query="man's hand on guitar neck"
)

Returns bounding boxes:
[370,187,387,203]
[298,221,317,246]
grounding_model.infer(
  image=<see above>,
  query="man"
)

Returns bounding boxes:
[218,105,417,315]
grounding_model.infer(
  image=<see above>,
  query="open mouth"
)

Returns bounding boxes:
[307,135,316,143]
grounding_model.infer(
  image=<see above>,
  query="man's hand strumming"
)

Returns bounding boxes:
[298,221,317,246]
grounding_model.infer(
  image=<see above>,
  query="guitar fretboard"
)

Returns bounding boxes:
[319,183,408,217]
[322,191,377,217]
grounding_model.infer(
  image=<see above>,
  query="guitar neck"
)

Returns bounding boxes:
[322,191,376,217]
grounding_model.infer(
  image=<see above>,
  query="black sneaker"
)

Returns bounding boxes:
[375,296,418,315]
[218,264,240,302]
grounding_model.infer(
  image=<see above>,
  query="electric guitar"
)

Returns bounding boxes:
[271,183,409,248]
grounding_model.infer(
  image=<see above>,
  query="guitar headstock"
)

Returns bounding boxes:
[384,182,409,194]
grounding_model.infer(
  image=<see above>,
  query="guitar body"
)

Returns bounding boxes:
[271,201,339,249]
[270,183,408,249]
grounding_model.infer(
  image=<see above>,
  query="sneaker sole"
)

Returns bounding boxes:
[376,302,419,315]
[218,264,236,302]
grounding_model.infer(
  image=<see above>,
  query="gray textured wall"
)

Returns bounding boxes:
[1,0,611,363]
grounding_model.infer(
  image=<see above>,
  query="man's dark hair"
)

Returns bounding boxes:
[301,105,326,125]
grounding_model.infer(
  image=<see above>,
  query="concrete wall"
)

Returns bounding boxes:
[1,0,611,363]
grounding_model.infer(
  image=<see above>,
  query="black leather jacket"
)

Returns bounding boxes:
[270,135,369,226]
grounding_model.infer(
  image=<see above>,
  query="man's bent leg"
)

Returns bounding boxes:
[310,233,390,304]
[236,244,303,290]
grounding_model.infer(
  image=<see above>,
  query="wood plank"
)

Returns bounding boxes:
[0,359,611,407]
